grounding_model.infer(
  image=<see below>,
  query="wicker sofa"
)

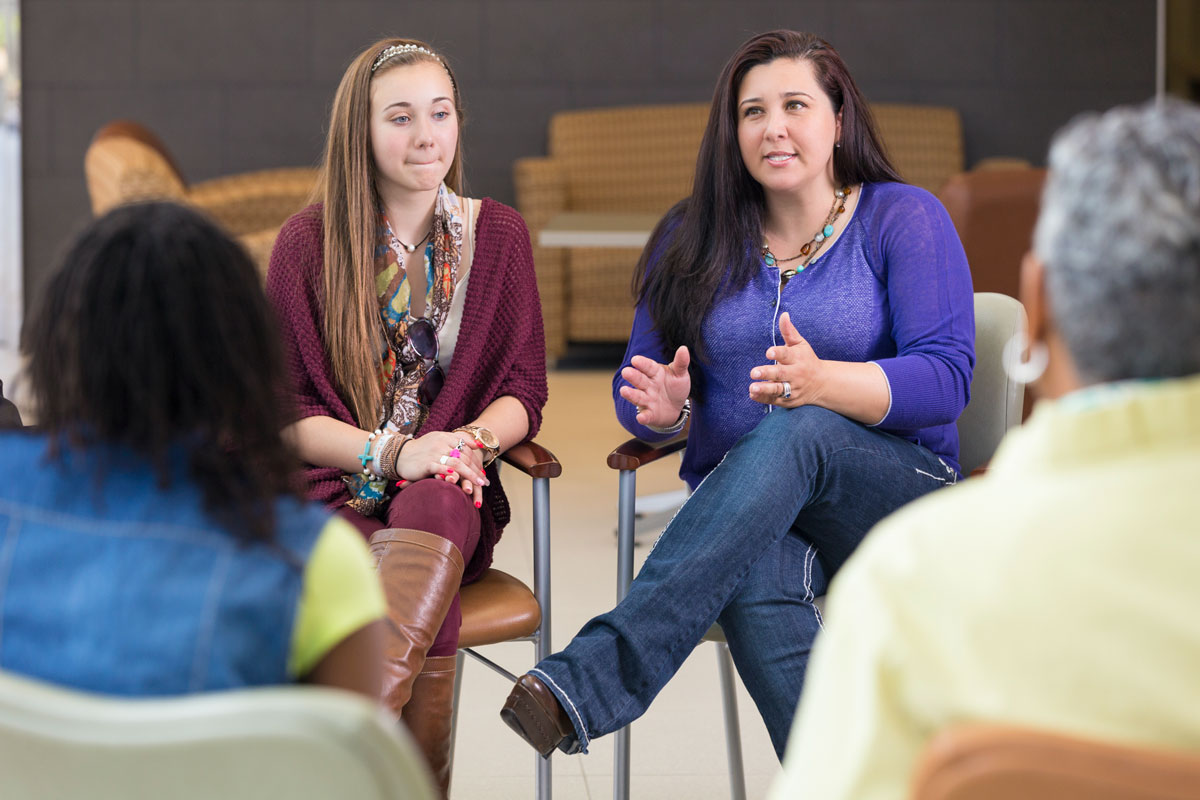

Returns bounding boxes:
[84,121,318,276]
[514,102,964,360]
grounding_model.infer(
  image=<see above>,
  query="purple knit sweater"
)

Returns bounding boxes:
[266,200,548,582]
[615,182,975,488]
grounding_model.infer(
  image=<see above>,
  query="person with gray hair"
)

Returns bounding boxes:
[767,98,1200,800]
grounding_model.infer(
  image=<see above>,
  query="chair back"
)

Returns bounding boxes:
[0,669,435,800]
[938,167,1047,298]
[872,103,964,194]
[957,292,1025,476]
[545,102,964,212]
[911,723,1200,800]
[549,103,708,214]
[84,120,188,215]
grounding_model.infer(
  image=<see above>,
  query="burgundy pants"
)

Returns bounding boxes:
[337,479,481,657]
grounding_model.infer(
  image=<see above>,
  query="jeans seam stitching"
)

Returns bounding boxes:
[604,537,765,733]
[801,544,814,603]
[529,667,590,750]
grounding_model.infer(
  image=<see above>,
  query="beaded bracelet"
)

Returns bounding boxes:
[366,433,390,479]
[357,429,382,478]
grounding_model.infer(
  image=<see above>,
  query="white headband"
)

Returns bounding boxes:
[371,44,445,73]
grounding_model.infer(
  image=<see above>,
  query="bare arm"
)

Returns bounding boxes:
[302,620,384,699]
[462,394,531,453]
[437,395,532,507]
[284,414,491,490]
[285,415,375,475]
[283,395,530,508]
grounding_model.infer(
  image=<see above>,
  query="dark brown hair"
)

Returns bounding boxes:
[24,202,301,544]
[637,30,900,396]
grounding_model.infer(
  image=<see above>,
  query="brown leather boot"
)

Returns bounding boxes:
[369,528,465,715]
[501,673,580,757]
[402,654,457,799]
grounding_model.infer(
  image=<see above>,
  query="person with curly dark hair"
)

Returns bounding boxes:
[0,201,384,700]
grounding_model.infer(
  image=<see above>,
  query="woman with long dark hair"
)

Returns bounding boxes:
[267,37,546,795]
[502,30,974,759]
[0,201,384,700]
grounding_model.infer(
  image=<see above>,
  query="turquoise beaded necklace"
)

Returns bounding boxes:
[761,185,851,281]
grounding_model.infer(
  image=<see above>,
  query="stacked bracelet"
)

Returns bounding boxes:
[373,433,412,481]
[645,398,692,435]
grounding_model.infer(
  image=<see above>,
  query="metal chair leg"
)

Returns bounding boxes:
[449,650,465,773]
[716,641,747,800]
[613,469,637,800]
[614,466,745,800]
[533,475,553,800]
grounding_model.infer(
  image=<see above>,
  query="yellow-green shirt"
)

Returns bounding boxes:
[771,374,1200,800]
[288,517,386,678]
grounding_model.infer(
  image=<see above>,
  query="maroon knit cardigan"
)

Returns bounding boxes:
[266,200,548,582]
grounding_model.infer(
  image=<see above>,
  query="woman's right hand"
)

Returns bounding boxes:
[618,346,692,429]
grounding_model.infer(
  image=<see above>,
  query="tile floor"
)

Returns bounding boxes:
[0,357,785,799]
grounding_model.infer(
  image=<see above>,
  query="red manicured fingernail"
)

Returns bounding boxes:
[474,500,482,509]
[397,479,408,487]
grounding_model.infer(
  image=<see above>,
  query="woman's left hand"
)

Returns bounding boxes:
[749,312,827,408]
[397,431,487,509]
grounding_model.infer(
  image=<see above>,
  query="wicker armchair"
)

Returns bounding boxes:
[84,121,318,276]
[514,102,964,360]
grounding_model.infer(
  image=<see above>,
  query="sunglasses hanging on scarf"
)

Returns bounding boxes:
[405,316,445,407]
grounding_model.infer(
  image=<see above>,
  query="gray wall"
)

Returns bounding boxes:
[21,0,1155,307]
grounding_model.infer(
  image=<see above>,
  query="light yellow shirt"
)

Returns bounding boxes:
[770,374,1200,800]
[288,517,386,678]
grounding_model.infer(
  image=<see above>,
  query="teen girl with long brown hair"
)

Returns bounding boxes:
[267,37,546,796]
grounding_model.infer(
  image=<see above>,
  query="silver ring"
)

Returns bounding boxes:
[781,381,792,399]
[455,439,467,450]
[439,454,450,465]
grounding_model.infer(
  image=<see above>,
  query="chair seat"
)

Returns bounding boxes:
[459,568,541,648]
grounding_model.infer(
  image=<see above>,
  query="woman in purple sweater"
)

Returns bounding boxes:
[266,38,546,796]
[503,30,974,760]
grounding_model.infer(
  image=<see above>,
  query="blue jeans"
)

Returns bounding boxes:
[532,406,956,758]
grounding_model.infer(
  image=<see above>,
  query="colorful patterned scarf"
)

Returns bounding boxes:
[376,183,465,434]
[343,184,465,515]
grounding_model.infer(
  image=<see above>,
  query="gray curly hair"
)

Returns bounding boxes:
[1034,98,1200,384]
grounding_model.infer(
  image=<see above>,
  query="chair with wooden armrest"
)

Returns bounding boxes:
[452,440,561,800]
[607,435,748,800]
[602,293,1027,800]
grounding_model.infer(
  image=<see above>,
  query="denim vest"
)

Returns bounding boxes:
[0,432,329,696]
